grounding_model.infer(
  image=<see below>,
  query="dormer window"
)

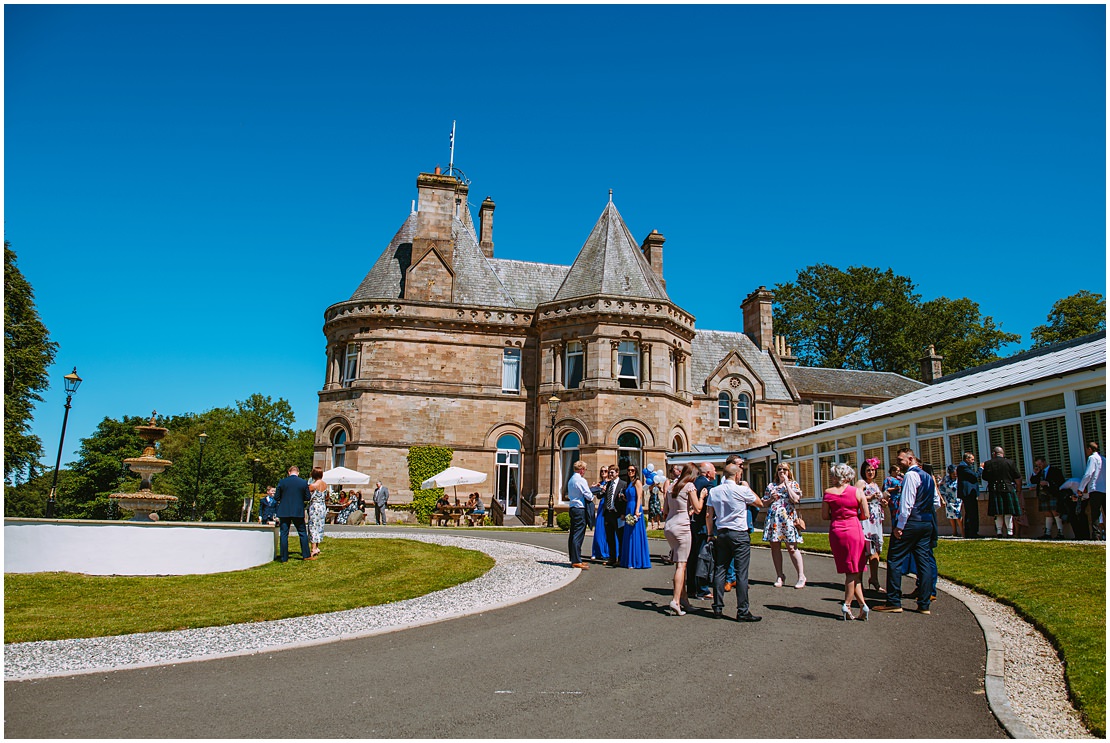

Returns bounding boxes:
[718,392,732,427]
[617,341,639,389]
[565,341,584,389]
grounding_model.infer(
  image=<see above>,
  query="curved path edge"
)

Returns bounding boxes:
[4,532,577,682]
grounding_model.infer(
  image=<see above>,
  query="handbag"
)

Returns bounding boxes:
[793,515,807,531]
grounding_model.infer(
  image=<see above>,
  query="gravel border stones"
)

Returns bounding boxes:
[938,577,1094,739]
[4,532,574,681]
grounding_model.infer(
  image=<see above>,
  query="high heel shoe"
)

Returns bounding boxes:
[841,603,854,621]
[668,600,686,616]
[773,575,785,588]
[794,576,807,589]
[859,603,870,622]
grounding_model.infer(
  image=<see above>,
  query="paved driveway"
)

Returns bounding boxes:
[4,529,1004,738]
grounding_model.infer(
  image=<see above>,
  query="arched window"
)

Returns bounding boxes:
[617,431,642,473]
[331,429,347,469]
[559,431,581,501]
[495,434,521,514]
[717,392,732,427]
[736,393,751,429]
[672,435,684,453]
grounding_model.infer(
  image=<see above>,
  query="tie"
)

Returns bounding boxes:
[607,480,617,511]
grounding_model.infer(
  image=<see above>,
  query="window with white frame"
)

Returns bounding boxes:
[736,393,751,429]
[617,341,639,389]
[331,429,347,469]
[565,341,584,389]
[495,434,521,512]
[560,431,581,500]
[341,343,359,387]
[813,401,833,426]
[501,349,521,393]
[617,431,642,472]
[717,392,732,427]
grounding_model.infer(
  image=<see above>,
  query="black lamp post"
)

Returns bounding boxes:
[45,367,82,518]
[250,458,260,522]
[192,432,208,521]
[547,394,560,528]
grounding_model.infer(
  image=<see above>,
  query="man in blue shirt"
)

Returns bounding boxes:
[566,460,594,569]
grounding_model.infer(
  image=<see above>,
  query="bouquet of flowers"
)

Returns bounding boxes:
[624,513,640,526]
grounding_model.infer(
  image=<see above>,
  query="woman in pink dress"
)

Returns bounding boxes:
[662,463,701,616]
[822,462,870,621]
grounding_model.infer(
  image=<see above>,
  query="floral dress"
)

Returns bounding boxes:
[647,485,663,519]
[940,476,962,519]
[336,497,360,524]
[307,488,327,543]
[762,480,804,544]
[860,481,884,555]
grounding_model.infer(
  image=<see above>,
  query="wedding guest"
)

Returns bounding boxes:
[662,463,700,615]
[823,462,869,621]
[940,464,963,537]
[566,461,594,569]
[336,489,360,524]
[619,464,651,569]
[762,463,806,589]
[259,486,278,525]
[956,452,983,538]
[372,480,389,525]
[875,448,939,615]
[706,463,764,621]
[592,467,613,561]
[306,467,328,557]
[689,463,716,599]
[275,465,312,562]
[1077,442,1104,540]
[983,446,1022,537]
[883,465,904,520]
[855,458,885,592]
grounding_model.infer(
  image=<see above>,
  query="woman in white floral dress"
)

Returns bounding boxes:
[762,463,806,588]
[306,467,328,557]
[855,457,886,592]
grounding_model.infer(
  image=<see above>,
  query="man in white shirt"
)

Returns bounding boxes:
[875,447,938,615]
[706,463,764,622]
[566,460,594,569]
[1078,442,1105,541]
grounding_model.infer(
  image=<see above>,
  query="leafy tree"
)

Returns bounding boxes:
[915,297,1020,373]
[1030,290,1106,348]
[4,241,59,485]
[161,431,248,522]
[774,264,1020,377]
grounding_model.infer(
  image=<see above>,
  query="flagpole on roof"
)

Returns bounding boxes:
[448,120,456,177]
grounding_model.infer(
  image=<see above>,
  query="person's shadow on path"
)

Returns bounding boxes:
[763,603,843,621]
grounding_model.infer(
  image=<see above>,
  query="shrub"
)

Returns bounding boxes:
[407,445,453,525]
[556,512,571,531]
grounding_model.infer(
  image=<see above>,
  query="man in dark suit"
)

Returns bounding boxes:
[275,465,312,562]
[601,465,628,566]
[956,451,983,538]
[1029,456,1066,539]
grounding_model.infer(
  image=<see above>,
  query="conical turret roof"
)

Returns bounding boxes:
[552,201,669,302]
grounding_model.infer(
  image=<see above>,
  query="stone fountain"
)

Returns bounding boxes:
[110,412,179,522]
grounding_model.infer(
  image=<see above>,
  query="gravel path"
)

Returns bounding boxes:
[4,532,572,681]
[938,577,1094,738]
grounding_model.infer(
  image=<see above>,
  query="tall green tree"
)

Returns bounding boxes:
[4,241,59,484]
[774,264,1019,377]
[1030,290,1106,348]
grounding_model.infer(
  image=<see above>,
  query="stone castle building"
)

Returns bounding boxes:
[314,165,923,521]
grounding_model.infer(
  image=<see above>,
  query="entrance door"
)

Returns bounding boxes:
[495,434,521,515]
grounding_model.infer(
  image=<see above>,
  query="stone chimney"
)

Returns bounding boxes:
[920,345,943,384]
[479,196,495,258]
[413,170,466,271]
[741,286,774,351]
[640,230,666,289]
[774,335,797,366]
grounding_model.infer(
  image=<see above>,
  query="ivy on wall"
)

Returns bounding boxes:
[407,445,454,525]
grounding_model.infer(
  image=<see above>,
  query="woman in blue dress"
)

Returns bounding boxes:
[619,464,652,569]
[592,470,612,561]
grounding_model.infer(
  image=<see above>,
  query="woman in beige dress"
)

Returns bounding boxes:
[662,462,702,616]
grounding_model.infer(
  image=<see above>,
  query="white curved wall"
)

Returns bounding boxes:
[5,520,276,576]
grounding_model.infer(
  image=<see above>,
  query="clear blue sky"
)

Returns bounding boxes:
[6,4,1105,467]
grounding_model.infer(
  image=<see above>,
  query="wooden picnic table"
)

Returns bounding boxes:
[434,504,467,526]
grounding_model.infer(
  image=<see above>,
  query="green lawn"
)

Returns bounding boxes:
[649,530,1105,736]
[5,538,493,644]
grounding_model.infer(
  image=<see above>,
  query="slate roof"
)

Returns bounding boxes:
[690,329,793,401]
[488,259,570,309]
[777,331,1107,443]
[785,366,925,399]
[552,201,669,302]
[349,211,518,308]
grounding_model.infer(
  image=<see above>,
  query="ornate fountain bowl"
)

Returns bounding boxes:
[109,490,179,522]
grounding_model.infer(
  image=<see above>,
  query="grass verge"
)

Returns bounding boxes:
[650,530,1105,736]
[5,538,493,644]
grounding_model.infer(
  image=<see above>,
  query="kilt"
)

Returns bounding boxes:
[987,486,1021,516]
[1037,491,1058,512]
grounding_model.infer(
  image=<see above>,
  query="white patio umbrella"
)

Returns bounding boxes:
[420,466,487,500]
[321,466,372,485]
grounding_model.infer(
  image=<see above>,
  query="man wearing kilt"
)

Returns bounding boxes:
[982,446,1023,537]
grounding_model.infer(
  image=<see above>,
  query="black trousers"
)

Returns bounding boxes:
[1066,496,1091,540]
[278,516,309,561]
[1091,492,1106,537]
[962,491,980,537]
[603,509,620,562]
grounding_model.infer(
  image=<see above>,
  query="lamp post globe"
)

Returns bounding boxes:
[45,367,82,519]
[547,394,560,529]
